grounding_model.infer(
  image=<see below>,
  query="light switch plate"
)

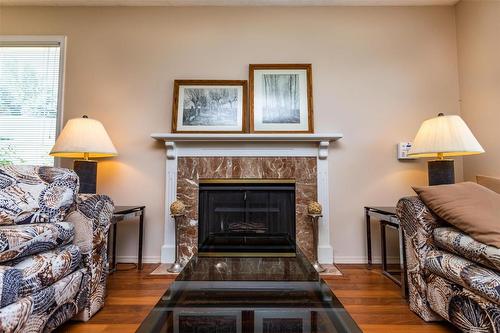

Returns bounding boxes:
[397,142,415,160]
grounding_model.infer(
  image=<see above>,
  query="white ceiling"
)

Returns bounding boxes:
[0,0,461,6]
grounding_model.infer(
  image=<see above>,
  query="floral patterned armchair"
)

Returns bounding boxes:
[0,165,114,332]
[397,196,500,332]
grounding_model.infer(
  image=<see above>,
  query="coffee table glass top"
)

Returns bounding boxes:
[137,252,361,333]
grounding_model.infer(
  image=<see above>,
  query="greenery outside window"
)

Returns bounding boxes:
[0,36,66,166]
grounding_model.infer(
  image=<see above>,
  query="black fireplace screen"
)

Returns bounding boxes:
[198,181,296,256]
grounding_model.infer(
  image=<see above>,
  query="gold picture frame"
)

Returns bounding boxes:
[249,64,314,133]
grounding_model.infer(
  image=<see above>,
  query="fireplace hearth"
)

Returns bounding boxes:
[198,179,296,257]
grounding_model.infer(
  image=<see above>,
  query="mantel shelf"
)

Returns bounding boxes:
[151,133,343,142]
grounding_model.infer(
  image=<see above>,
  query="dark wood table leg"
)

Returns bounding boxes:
[138,208,144,270]
[399,227,408,299]
[111,223,117,273]
[107,226,112,274]
[380,220,388,273]
[381,221,404,287]
[365,207,372,268]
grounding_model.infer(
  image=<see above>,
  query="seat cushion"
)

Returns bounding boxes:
[426,274,500,332]
[0,222,74,263]
[0,268,88,333]
[434,227,500,271]
[10,244,82,298]
[0,267,22,307]
[0,244,82,308]
[425,250,500,305]
[0,165,78,225]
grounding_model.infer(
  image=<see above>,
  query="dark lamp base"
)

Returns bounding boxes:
[74,160,97,194]
[428,159,455,186]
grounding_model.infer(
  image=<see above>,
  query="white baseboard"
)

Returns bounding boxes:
[115,255,161,264]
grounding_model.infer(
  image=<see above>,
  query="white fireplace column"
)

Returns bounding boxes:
[161,141,178,264]
[151,133,343,264]
[316,140,332,263]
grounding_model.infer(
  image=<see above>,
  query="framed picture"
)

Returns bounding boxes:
[172,80,248,133]
[249,64,314,133]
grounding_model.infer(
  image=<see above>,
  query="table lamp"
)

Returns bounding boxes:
[50,115,118,193]
[408,113,484,186]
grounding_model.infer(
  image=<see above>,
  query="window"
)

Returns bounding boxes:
[0,36,65,166]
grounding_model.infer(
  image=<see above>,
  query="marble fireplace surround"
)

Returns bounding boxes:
[152,133,343,264]
[178,156,316,263]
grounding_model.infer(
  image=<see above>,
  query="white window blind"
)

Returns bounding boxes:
[0,38,64,166]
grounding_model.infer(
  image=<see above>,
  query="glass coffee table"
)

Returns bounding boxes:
[137,251,361,333]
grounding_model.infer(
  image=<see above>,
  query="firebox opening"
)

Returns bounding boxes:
[198,179,296,257]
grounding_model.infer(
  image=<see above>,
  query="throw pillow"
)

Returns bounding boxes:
[413,182,500,248]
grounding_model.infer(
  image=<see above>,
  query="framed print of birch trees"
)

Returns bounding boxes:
[249,64,313,133]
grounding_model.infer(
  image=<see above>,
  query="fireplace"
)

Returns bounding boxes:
[153,133,341,264]
[198,179,296,257]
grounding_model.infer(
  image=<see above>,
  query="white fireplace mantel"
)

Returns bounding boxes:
[152,132,343,264]
[151,133,343,142]
[152,133,343,160]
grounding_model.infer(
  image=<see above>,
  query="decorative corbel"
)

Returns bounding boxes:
[318,141,329,160]
[165,141,176,160]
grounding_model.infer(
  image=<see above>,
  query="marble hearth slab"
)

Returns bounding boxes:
[150,263,342,276]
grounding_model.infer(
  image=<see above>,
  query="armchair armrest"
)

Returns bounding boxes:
[65,194,114,321]
[397,196,444,321]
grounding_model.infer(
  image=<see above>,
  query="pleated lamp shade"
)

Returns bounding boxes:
[408,114,484,159]
[50,116,118,159]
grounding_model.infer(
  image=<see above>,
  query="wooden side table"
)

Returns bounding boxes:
[365,206,407,298]
[109,205,145,273]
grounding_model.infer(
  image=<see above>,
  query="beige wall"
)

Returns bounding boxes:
[0,6,461,263]
[456,0,500,181]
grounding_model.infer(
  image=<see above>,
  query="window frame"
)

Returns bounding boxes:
[0,35,67,167]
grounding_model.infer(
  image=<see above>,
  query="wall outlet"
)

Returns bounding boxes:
[397,142,415,160]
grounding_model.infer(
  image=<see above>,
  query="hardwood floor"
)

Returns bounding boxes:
[324,265,457,333]
[56,264,458,333]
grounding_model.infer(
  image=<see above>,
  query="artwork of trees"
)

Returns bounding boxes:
[182,87,239,126]
[262,74,300,124]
